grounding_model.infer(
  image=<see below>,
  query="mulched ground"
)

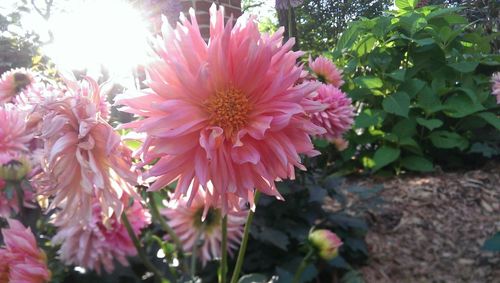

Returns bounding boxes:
[335,162,500,283]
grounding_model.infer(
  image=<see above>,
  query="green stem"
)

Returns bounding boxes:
[190,223,205,279]
[14,182,24,218]
[121,213,165,280]
[291,249,315,283]
[229,191,261,283]
[220,216,228,283]
[148,192,184,255]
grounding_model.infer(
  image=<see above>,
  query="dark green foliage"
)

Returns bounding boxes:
[0,11,41,73]
[333,3,500,173]
[293,0,392,54]
[241,172,375,282]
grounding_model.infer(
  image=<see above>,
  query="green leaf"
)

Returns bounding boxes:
[373,146,401,171]
[482,232,500,252]
[387,69,406,82]
[238,274,268,283]
[254,227,290,250]
[341,270,365,283]
[313,139,330,149]
[401,156,434,172]
[416,117,443,130]
[476,112,500,131]
[443,93,484,118]
[335,22,362,52]
[429,131,469,150]
[426,7,462,20]
[400,14,427,35]
[392,118,417,138]
[400,137,423,155]
[417,86,442,113]
[353,76,383,89]
[469,143,499,158]
[399,79,426,98]
[275,268,293,283]
[414,37,435,46]
[355,109,384,128]
[448,61,478,73]
[395,0,417,10]
[382,92,410,117]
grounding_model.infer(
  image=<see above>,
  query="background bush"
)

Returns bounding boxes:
[330,1,500,174]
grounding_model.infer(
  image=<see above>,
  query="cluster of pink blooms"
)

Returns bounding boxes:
[491,72,500,104]
[52,198,151,273]
[162,190,247,265]
[307,56,355,147]
[0,67,151,276]
[0,219,51,283]
[117,5,354,216]
[0,3,356,279]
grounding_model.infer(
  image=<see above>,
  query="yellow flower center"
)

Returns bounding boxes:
[193,207,222,235]
[13,73,31,93]
[206,87,251,138]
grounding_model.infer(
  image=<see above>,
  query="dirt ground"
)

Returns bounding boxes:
[338,162,500,283]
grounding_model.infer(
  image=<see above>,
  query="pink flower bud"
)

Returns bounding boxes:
[308,229,343,260]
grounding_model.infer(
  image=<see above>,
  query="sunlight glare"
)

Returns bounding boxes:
[44,0,151,80]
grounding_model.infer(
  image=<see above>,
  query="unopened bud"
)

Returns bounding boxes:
[332,137,349,151]
[308,229,343,260]
[0,159,30,181]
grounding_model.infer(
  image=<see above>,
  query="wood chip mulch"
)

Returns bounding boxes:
[333,162,500,283]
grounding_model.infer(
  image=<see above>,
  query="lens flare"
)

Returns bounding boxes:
[44,0,151,80]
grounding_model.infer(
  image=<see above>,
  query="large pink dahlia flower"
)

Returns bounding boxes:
[36,77,138,224]
[0,219,51,283]
[0,68,35,105]
[492,72,500,104]
[310,85,355,141]
[309,56,344,88]
[162,190,247,266]
[52,198,151,274]
[117,5,324,212]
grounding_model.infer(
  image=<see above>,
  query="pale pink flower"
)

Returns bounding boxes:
[117,5,324,212]
[0,219,51,283]
[0,106,32,162]
[310,85,354,141]
[52,198,151,274]
[492,72,500,104]
[0,68,35,105]
[15,80,68,114]
[308,229,343,260]
[36,77,138,224]
[0,107,37,216]
[161,190,247,266]
[309,56,344,88]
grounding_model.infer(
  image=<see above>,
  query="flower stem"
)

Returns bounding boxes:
[190,223,205,279]
[229,191,261,283]
[121,212,165,280]
[291,248,315,283]
[147,192,184,256]
[219,215,228,283]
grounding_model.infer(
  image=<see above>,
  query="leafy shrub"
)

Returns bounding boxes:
[240,171,373,283]
[331,1,500,173]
